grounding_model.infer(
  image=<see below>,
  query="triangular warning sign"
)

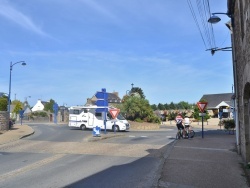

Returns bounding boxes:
[197,102,208,112]
[109,108,120,119]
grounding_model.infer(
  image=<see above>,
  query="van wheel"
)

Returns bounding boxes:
[80,125,86,130]
[113,125,120,132]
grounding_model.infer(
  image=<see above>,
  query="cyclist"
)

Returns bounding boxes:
[184,115,192,138]
[175,113,185,138]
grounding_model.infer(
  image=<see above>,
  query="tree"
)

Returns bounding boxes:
[0,96,8,111]
[44,99,56,112]
[177,101,191,110]
[12,100,23,115]
[164,103,170,110]
[169,102,176,110]
[130,87,145,99]
[121,95,160,123]
[151,104,157,111]
[157,103,165,110]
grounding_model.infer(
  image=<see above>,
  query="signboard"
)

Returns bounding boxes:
[199,113,206,116]
[109,108,120,119]
[197,102,208,112]
[19,110,24,118]
[95,88,108,112]
[93,126,101,137]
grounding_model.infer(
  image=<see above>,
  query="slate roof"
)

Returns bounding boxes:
[199,93,234,109]
[107,93,122,103]
[86,92,122,105]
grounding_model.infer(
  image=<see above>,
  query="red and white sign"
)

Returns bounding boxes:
[197,102,208,112]
[109,108,120,119]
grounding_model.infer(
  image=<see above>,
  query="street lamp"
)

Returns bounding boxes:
[208,10,239,149]
[207,12,233,55]
[207,12,231,24]
[8,61,26,120]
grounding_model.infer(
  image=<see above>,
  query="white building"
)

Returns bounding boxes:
[32,99,47,112]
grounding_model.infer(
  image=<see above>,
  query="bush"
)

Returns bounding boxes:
[31,111,48,117]
[223,119,235,130]
[135,118,143,123]
[0,97,8,111]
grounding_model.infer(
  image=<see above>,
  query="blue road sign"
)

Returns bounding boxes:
[53,103,59,113]
[95,88,108,112]
[93,126,101,137]
[19,110,24,118]
[53,103,59,124]
[19,110,24,125]
[96,100,108,107]
[95,88,108,133]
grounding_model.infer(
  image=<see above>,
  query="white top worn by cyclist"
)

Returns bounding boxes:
[184,116,192,128]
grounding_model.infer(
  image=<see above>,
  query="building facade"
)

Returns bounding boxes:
[228,0,250,163]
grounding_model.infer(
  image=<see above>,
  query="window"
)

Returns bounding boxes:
[73,110,80,114]
[95,112,102,120]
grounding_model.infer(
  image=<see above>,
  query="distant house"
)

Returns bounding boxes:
[199,93,234,118]
[31,99,48,112]
[85,92,122,106]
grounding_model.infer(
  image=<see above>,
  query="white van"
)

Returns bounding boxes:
[68,105,130,131]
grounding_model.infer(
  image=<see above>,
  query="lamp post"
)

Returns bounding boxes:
[8,61,26,126]
[208,11,239,150]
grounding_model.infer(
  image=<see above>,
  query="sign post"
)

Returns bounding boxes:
[19,110,24,125]
[197,102,208,138]
[53,103,59,124]
[95,88,108,134]
[109,108,120,133]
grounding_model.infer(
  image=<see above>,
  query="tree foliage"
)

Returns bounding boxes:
[151,101,194,110]
[44,99,55,112]
[121,95,160,123]
[12,100,23,114]
[0,96,8,111]
[130,87,145,99]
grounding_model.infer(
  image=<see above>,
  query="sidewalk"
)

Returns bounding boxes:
[158,130,249,188]
[0,124,34,145]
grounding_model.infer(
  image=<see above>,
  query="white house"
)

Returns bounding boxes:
[32,99,47,112]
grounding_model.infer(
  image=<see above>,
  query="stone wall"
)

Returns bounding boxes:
[129,121,160,130]
[0,111,8,131]
[231,0,250,163]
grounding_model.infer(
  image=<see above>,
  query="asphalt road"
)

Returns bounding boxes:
[0,123,176,188]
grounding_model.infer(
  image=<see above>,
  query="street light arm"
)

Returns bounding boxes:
[206,47,232,55]
[211,12,231,18]
[11,61,26,67]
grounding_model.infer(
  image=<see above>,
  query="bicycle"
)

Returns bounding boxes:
[176,126,195,139]
[185,126,195,138]
[176,128,185,139]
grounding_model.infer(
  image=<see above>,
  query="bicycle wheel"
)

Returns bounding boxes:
[189,130,195,138]
[176,132,180,139]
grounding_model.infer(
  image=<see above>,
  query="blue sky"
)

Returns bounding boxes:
[0,0,233,107]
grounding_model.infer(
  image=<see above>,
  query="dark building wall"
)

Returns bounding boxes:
[231,0,250,163]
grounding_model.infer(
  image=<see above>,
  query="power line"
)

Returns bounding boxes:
[187,0,217,50]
